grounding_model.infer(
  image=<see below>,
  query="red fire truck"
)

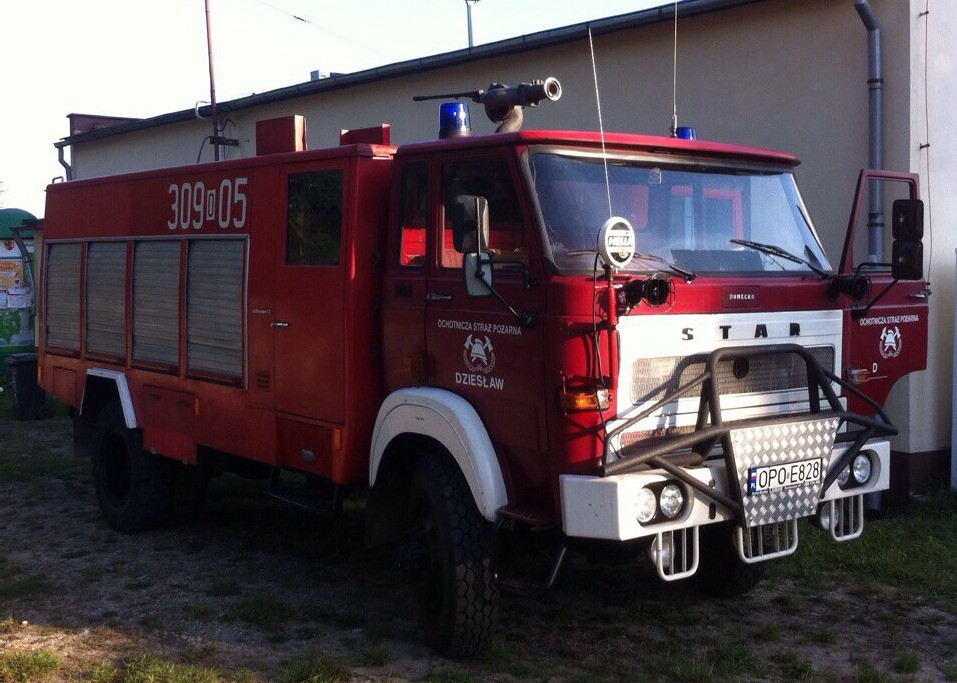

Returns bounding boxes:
[39,79,928,656]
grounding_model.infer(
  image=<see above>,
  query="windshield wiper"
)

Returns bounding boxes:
[633,251,696,282]
[563,248,696,281]
[730,238,829,278]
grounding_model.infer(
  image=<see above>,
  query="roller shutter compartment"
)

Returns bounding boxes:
[132,241,181,367]
[85,242,128,358]
[45,243,82,351]
[186,240,244,381]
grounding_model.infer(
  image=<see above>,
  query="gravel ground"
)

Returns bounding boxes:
[0,409,954,682]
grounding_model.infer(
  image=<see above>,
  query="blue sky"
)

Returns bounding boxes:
[0,0,665,215]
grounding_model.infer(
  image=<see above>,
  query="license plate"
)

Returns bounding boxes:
[747,457,824,494]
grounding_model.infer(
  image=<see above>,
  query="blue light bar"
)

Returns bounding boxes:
[439,102,471,139]
[675,126,697,140]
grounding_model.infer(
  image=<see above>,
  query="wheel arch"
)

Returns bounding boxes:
[369,388,508,522]
[81,368,136,429]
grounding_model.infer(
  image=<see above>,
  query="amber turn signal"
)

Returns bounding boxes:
[560,387,611,412]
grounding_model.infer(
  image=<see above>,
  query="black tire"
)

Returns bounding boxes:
[165,464,209,525]
[91,403,171,533]
[408,454,497,657]
[693,522,765,597]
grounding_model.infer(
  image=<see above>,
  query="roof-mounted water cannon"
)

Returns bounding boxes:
[414,77,562,135]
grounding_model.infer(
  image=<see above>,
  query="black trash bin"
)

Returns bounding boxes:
[5,353,47,420]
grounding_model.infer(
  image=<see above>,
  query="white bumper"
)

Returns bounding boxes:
[560,439,890,541]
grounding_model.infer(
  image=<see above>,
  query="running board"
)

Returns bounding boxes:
[498,545,567,597]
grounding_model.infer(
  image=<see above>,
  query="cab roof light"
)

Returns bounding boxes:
[439,102,471,139]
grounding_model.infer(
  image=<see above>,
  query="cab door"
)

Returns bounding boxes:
[273,160,349,422]
[423,153,550,506]
[838,170,929,412]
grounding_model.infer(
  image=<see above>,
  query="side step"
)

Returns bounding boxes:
[734,519,799,564]
[265,468,343,517]
[497,544,567,598]
[824,494,865,542]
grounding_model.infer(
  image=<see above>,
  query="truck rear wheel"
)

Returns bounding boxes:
[693,522,765,597]
[91,403,171,533]
[408,454,497,657]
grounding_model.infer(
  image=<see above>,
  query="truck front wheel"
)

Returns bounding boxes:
[408,454,497,657]
[91,403,171,533]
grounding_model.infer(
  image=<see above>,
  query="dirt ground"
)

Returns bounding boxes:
[0,409,955,682]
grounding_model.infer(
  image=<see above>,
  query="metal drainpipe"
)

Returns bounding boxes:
[55,142,73,181]
[854,0,884,262]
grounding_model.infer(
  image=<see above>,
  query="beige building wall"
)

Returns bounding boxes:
[68,0,953,454]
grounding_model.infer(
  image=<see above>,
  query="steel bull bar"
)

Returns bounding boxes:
[600,343,897,525]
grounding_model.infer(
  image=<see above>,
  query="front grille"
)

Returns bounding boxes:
[630,346,834,405]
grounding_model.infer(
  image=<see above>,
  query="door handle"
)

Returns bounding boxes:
[427,292,452,302]
[271,320,290,328]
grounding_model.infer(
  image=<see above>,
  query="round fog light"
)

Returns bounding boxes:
[852,454,872,484]
[636,487,657,524]
[649,534,674,567]
[659,484,684,519]
[818,502,841,531]
[837,465,851,487]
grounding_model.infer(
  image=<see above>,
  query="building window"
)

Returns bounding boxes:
[286,170,343,265]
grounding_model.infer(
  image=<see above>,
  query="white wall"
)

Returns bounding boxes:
[69,0,953,453]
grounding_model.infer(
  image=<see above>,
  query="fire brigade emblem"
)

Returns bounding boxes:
[879,326,902,359]
[463,334,496,374]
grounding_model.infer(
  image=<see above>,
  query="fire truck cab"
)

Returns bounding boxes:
[39,91,928,656]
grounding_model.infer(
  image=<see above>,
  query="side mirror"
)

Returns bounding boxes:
[891,199,924,280]
[463,252,493,297]
[451,194,489,253]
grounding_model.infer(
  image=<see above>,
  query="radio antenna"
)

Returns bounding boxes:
[670,0,679,136]
[587,27,613,219]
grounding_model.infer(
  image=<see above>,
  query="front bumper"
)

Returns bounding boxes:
[560,438,889,541]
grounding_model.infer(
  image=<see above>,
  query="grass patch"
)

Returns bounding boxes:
[278,654,351,683]
[0,559,49,601]
[204,577,241,597]
[421,671,480,683]
[892,651,921,674]
[226,595,294,630]
[0,649,59,682]
[110,655,221,683]
[772,491,957,601]
[352,645,392,667]
[940,661,957,681]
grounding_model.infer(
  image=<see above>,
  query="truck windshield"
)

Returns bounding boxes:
[526,150,831,276]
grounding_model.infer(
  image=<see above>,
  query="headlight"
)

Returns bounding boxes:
[837,465,851,487]
[636,487,657,524]
[852,454,872,484]
[658,484,684,519]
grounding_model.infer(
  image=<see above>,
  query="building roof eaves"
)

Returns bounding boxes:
[59,0,767,147]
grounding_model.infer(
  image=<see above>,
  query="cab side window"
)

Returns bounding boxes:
[440,159,527,268]
[397,163,428,267]
[286,169,343,265]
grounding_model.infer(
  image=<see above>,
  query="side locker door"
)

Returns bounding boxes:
[839,171,929,412]
[382,161,430,392]
[273,159,349,422]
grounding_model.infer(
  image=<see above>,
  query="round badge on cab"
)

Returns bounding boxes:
[598,216,636,270]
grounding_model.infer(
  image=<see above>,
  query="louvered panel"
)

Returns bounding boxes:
[132,241,181,367]
[45,243,82,351]
[186,240,244,380]
[85,242,127,358]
